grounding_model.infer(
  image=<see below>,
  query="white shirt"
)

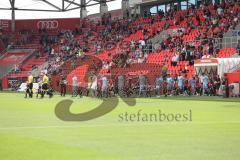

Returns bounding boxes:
[202,55,210,59]
[217,7,223,15]
[72,76,77,86]
[172,55,179,62]
[42,69,47,74]
[234,17,238,22]
[139,40,145,46]
[51,49,55,55]
[101,77,107,87]
[91,75,97,90]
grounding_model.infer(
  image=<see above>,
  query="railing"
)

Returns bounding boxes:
[13,44,41,50]
[0,48,9,59]
[231,30,240,37]
[7,71,29,78]
[183,37,239,50]
[228,62,240,73]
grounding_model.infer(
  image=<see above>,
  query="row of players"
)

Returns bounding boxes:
[58,72,229,98]
[25,72,229,98]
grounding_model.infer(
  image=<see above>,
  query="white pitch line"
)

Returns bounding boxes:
[0,121,240,130]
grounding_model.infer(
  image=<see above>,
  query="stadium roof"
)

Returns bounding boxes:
[0,0,118,12]
[0,0,121,19]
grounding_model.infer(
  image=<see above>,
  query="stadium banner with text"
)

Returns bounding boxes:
[16,18,81,31]
[0,18,81,31]
[194,59,218,66]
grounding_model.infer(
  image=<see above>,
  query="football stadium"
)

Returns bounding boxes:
[0,0,240,160]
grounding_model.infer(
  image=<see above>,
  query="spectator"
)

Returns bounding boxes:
[139,39,146,52]
[161,63,168,78]
[94,43,98,55]
[202,53,211,59]
[171,53,179,66]
[217,6,223,16]
[14,64,19,73]
[237,40,240,56]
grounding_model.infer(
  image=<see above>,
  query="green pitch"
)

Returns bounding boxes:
[0,93,240,160]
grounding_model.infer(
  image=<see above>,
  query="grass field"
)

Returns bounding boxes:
[0,92,240,160]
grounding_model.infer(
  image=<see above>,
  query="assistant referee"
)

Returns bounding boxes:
[41,73,49,98]
[25,72,33,98]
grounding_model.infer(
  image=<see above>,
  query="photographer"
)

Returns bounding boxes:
[60,76,68,97]
[221,74,229,98]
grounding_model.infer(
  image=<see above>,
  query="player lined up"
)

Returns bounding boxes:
[66,72,229,98]
[25,71,229,98]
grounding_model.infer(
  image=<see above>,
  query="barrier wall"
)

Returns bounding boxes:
[227,72,240,84]
[1,76,8,90]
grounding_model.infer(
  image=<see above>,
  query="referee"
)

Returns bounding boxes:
[41,73,49,98]
[25,72,33,98]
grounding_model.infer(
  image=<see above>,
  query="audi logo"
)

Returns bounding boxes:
[37,20,59,29]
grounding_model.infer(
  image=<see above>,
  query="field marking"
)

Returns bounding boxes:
[0,121,240,130]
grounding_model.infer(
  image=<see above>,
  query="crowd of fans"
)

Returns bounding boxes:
[93,1,239,70]
[55,1,239,98]
[0,28,11,52]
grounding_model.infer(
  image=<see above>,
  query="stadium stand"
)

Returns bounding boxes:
[0,0,239,96]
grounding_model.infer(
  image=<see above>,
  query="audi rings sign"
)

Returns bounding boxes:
[37,20,59,29]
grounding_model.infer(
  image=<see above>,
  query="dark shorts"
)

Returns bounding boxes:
[29,83,33,89]
[42,83,48,90]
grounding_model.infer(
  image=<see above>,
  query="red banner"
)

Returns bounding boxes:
[15,18,81,32]
[1,76,8,90]
[227,72,240,84]
[0,18,81,32]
